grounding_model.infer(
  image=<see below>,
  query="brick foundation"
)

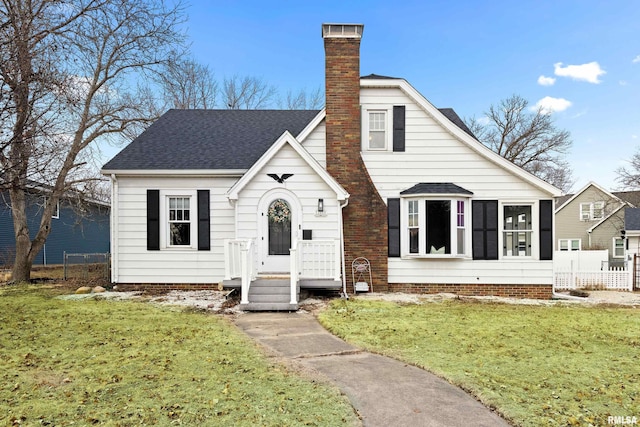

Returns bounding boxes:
[388,283,553,299]
[114,283,220,295]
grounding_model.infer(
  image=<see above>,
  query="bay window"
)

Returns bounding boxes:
[402,197,469,257]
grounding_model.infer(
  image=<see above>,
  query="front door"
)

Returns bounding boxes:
[262,198,293,272]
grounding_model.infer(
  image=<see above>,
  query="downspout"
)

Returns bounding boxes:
[110,174,118,283]
[339,198,349,299]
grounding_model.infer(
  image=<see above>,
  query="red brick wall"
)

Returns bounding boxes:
[324,35,389,292]
[388,283,553,299]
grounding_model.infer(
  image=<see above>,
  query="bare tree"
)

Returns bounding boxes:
[158,57,217,109]
[277,87,324,109]
[467,95,574,192]
[0,0,185,282]
[616,149,640,189]
[222,75,276,109]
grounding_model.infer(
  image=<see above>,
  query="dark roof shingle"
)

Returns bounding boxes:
[400,183,473,195]
[102,109,320,170]
[625,208,640,231]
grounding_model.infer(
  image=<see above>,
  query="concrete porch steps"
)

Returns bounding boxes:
[239,278,299,311]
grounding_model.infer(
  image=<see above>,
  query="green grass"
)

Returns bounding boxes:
[319,298,640,427]
[0,286,358,426]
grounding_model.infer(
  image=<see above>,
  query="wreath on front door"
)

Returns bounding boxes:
[268,199,290,223]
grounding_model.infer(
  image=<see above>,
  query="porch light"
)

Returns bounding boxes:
[318,198,324,213]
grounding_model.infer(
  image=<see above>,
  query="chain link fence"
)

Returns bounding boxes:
[63,252,110,281]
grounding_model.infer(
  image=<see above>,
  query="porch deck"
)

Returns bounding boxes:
[224,238,343,311]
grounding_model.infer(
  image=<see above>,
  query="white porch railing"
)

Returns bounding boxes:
[224,238,342,306]
[224,239,256,304]
[297,239,341,281]
[554,267,631,291]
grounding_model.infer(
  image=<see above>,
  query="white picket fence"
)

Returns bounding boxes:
[554,267,630,291]
[553,250,632,291]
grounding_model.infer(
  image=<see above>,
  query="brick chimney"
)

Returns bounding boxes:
[322,23,388,291]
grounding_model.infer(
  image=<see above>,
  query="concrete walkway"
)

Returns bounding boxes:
[234,312,510,427]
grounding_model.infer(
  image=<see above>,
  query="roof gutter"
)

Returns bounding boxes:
[101,169,246,178]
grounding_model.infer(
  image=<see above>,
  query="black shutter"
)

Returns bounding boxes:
[147,190,160,251]
[539,199,553,260]
[388,198,401,257]
[197,190,210,251]
[472,200,498,260]
[393,106,405,152]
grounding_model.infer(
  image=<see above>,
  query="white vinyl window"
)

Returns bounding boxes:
[613,237,625,258]
[580,201,605,221]
[408,200,419,254]
[368,111,386,150]
[503,205,532,257]
[559,239,581,251]
[167,196,193,247]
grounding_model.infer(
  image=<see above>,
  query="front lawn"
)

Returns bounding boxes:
[0,286,358,426]
[319,298,640,427]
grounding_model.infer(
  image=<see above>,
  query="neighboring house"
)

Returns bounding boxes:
[0,187,110,266]
[555,182,640,266]
[102,23,561,308]
[624,208,640,257]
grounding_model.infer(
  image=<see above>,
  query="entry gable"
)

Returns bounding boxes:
[227,130,349,202]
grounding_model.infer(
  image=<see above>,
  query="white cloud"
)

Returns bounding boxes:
[620,80,628,86]
[533,96,572,114]
[537,75,556,86]
[633,55,640,64]
[554,62,606,84]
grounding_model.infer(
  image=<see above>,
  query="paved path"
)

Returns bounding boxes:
[234,312,511,427]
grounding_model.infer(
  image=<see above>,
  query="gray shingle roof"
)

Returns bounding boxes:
[102,109,320,170]
[400,183,473,195]
[625,208,640,231]
[614,190,640,208]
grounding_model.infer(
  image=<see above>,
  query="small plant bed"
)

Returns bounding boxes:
[319,298,640,427]
[0,286,357,426]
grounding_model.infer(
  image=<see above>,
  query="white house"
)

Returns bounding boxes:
[102,23,561,310]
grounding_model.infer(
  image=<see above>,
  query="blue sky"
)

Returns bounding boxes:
[178,0,640,192]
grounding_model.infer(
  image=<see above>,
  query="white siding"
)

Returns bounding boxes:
[360,87,550,201]
[359,86,554,285]
[236,143,341,243]
[114,176,237,284]
[301,121,326,167]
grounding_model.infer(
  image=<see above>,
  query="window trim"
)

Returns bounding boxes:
[400,195,471,258]
[558,238,581,251]
[160,190,197,250]
[362,105,392,151]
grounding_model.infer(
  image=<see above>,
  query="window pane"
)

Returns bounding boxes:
[369,112,385,130]
[170,223,190,245]
[183,198,190,209]
[571,240,580,251]
[559,240,568,251]
[169,198,176,209]
[426,200,450,254]
[369,131,385,149]
[457,228,465,255]
[409,228,419,254]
